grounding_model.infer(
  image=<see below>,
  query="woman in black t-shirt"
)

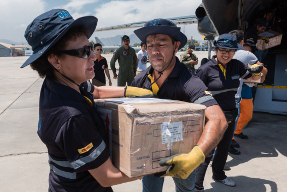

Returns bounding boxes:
[21,9,145,192]
[195,34,262,190]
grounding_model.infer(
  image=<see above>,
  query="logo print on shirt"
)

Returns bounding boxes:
[142,56,147,64]
[232,74,239,80]
[78,143,93,154]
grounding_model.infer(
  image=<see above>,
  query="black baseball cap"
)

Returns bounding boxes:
[134,19,187,49]
[256,18,268,27]
[188,43,195,50]
[213,34,244,50]
[122,35,130,41]
[21,9,98,68]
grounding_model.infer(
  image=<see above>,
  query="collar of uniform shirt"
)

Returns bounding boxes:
[46,77,86,102]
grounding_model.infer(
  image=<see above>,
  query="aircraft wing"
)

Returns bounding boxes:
[95,15,197,32]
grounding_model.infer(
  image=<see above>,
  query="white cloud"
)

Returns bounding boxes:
[92,0,203,40]
[63,0,99,12]
[71,11,92,19]
[0,0,46,42]
[94,0,201,28]
[0,0,203,43]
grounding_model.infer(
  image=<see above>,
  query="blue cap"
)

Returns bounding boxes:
[213,34,244,50]
[134,19,187,49]
[21,9,98,68]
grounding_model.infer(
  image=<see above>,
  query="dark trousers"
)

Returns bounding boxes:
[195,120,235,191]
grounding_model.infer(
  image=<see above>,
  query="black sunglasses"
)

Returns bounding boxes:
[96,48,103,51]
[57,43,94,58]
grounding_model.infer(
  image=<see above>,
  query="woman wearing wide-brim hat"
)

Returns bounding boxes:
[21,9,151,192]
[194,34,263,191]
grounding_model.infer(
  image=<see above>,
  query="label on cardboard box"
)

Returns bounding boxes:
[161,121,183,145]
[266,36,280,49]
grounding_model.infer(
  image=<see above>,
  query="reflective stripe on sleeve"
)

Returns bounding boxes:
[87,81,92,93]
[71,140,106,169]
[49,155,73,168]
[194,95,214,104]
[209,88,238,95]
[50,164,76,179]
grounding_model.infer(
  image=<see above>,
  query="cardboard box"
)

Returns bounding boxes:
[95,98,205,177]
[257,30,283,50]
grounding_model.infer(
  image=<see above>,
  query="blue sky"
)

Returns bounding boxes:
[0,0,203,44]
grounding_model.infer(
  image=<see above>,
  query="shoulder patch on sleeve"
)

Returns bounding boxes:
[78,142,93,154]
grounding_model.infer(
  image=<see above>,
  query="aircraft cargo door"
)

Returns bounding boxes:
[202,0,240,35]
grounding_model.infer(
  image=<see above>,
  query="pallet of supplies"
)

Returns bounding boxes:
[95,98,205,177]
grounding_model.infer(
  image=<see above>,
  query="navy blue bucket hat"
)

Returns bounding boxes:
[213,33,244,50]
[134,19,187,49]
[21,9,98,68]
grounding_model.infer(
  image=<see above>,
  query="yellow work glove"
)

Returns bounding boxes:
[124,86,156,97]
[154,146,205,179]
[261,36,269,43]
[247,64,263,76]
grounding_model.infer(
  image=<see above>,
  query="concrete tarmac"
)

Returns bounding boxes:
[0,52,286,192]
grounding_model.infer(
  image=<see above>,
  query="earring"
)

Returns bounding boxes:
[58,66,61,69]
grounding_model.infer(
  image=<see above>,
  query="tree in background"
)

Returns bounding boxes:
[186,36,200,47]
[202,40,208,47]
[133,43,141,47]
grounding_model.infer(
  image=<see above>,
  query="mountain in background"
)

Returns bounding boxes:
[0,39,28,45]
[96,34,141,46]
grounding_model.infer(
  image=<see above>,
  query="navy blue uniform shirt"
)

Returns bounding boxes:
[196,56,251,111]
[131,57,218,108]
[38,77,112,192]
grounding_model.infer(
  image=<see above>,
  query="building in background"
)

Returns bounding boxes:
[0,43,31,57]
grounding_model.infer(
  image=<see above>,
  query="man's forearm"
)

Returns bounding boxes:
[260,66,268,83]
[104,69,111,81]
[93,86,124,99]
[196,105,228,156]
[110,59,116,73]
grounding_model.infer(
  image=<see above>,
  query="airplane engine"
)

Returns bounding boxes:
[195,4,217,40]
